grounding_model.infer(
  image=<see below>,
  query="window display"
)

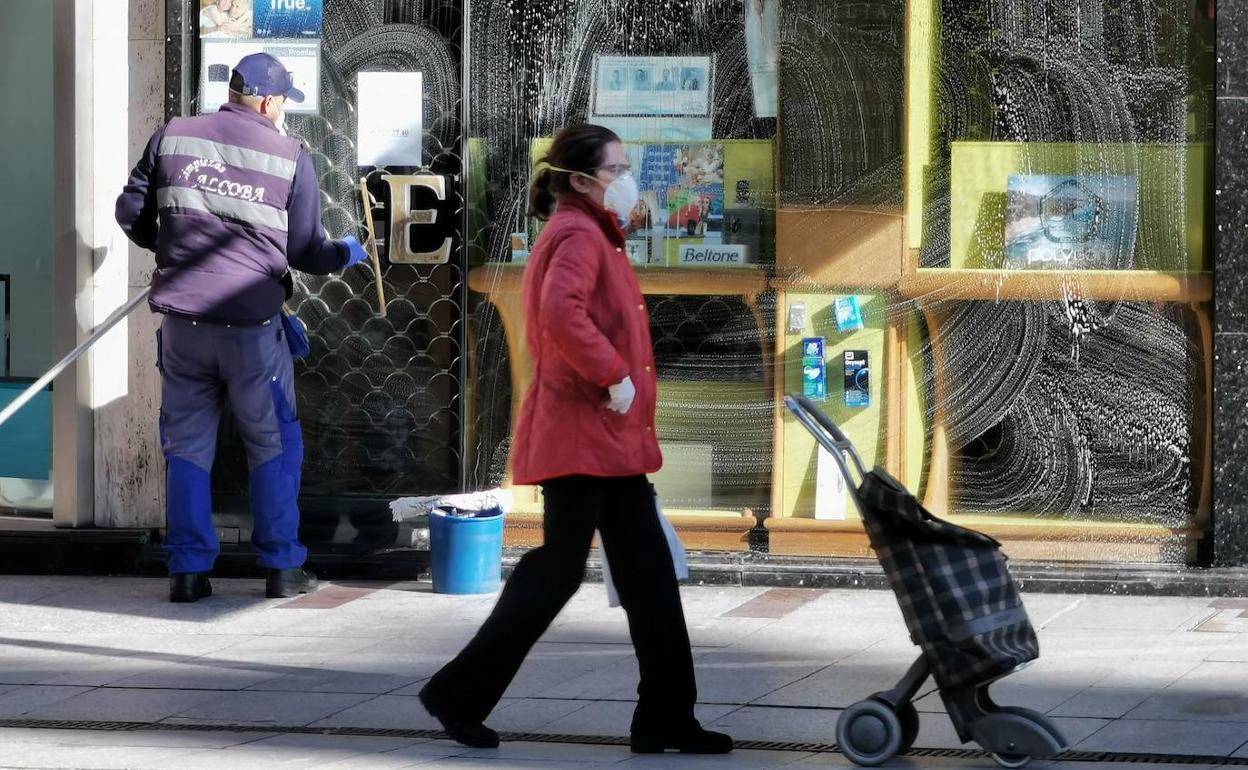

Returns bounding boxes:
[182,0,1215,563]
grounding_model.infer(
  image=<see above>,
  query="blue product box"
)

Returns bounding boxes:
[801,337,826,401]
[834,296,865,332]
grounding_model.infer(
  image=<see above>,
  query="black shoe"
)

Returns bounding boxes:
[631,723,734,754]
[169,573,212,603]
[418,683,500,749]
[266,568,318,599]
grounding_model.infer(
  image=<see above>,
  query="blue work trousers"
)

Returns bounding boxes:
[157,314,307,575]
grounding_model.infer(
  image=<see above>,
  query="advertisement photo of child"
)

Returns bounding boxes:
[200,0,253,38]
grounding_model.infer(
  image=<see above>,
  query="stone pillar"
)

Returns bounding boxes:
[93,0,166,528]
[1215,0,1248,564]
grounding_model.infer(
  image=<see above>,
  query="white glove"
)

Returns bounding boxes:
[605,376,636,414]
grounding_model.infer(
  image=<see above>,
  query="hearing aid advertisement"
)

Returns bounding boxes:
[593,55,713,118]
[199,38,321,114]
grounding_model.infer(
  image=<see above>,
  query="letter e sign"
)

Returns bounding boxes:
[382,173,453,264]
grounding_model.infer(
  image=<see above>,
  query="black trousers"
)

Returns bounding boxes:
[424,474,698,733]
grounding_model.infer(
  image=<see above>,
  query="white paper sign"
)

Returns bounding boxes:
[814,447,848,521]
[200,38,320,114]
[356,71,424,167]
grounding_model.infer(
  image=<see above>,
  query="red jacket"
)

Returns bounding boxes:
[511,194,663,485]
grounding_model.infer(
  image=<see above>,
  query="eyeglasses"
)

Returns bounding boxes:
[595,164,633,179]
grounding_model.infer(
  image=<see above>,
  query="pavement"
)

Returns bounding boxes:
[2,576,1248,769]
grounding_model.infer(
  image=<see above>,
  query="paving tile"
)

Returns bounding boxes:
[191,731,426,767]
[692,649,830,705]
[244,662,425,695]
[540,700,737,738]
[311,694,441,730]
[1075,717,1248,754]
[703,705,836,745]
[164,689,375,727]
[0,742,197,769]
[18,686,218,722]
[414,758,616,769]
[0,685,94,717]
[722,589,830,619]
[1093,657,1202,690]
[782,754,967,769]
[1048,687,1152,719]
[105,660,290,690]
[1045,764,1218,770]
[752,648,923,709]
[620,746,822,769]
[275,584,382,609]
[484,643,638,700]
[490,698,595,733]
[0,726,270,749]
[458,740,630,764]
[987,681,1090,714]
[1049,716,1112,748]
[1041,597,1211,633]
[1126,691,1248,722]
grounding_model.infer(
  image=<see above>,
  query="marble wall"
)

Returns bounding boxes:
[1215,0,1248,564]
[92,0,167,529]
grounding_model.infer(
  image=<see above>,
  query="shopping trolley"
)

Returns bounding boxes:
[784,395,1069,768]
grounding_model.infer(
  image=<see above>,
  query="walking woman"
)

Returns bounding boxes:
[419,124,733,756]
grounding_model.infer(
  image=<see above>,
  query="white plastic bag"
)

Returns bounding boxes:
[389,489,513,522]
[602,496,688,608]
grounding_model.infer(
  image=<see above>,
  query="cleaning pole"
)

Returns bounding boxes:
[0,287,152,430]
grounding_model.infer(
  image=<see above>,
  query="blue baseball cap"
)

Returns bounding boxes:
[230,52,305,103]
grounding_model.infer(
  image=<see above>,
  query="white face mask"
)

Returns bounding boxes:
[274,109,288,135]
[601,173,639,226]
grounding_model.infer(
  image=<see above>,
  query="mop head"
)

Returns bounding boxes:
[388,489,513,523]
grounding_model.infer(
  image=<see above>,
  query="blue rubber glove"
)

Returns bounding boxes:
[341,235,370,269]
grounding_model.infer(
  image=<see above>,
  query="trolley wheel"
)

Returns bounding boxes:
[991,752,1032,768]
[896,701,920,753]
[836,699,903,767]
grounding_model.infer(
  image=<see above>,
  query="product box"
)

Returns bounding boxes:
[843,350,869,408]
[801,337,827,401]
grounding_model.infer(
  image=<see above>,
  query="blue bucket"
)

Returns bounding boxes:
[429,505,506,594]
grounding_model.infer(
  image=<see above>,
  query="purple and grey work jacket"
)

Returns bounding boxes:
[116,103,348,325]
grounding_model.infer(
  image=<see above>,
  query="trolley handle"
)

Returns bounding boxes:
[783,395,869,483]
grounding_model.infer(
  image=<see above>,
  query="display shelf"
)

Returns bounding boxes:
[765,516,1197,563]
[468,263,773,553]
[774,207,905,290]
[897,267,1213,303]
[467,263,770,298]
[502,506,755,551]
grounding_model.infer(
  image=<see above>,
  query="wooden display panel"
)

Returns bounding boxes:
[467,263,769,551]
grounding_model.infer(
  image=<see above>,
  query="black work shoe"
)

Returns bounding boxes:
[266,568,318,599]
[631,723,734,754]
[169,573,212,603]
[418,683,500,749]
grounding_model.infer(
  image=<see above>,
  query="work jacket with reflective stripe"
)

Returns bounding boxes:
[116,104,348,325]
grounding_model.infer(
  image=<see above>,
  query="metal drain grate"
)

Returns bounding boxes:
[1,718,1246,765]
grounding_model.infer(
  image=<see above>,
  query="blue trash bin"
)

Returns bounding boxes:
[429,505,506,594]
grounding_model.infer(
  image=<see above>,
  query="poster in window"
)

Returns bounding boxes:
[200,38,321,114]
[199,0,254,38]
[593,55,713,118]
[252,0,324,38]
[1004,175,1139,269]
